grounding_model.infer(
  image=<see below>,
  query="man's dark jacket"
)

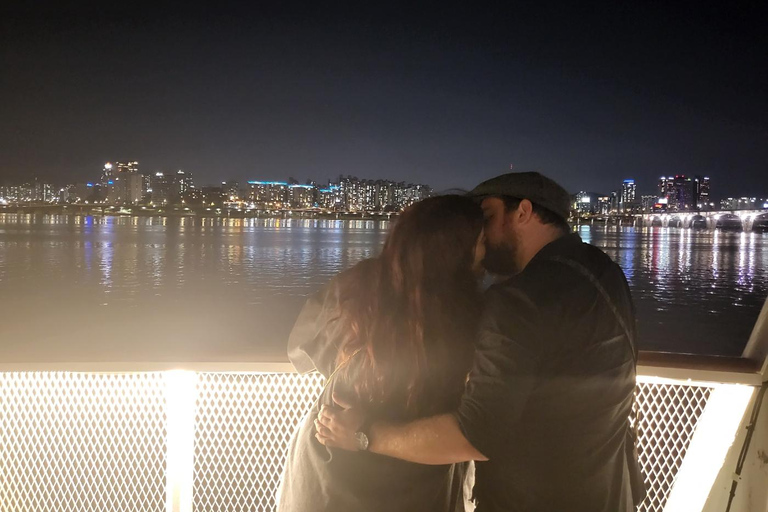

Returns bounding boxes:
[456,233,640,512]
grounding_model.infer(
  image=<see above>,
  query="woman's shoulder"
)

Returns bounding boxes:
[287,259,378,376]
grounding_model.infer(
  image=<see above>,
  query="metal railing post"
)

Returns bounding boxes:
[165,370,197,512]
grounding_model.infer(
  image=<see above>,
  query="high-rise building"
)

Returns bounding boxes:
[141,172,152,196]
[111,172,143,204]
[610,191,620,213]
[658,176,674,200]
[290,185,315,208]
[660,175,696,210]
[621,179,637,205]
[101,163,115,188]
[115,161,139,174]
[694,176,711,209]
[701,177,710,203]
[175,170,194,196]
[33,182,55,202]
[673,175,694,210]
[246,181,290,208]
[317,185,340,210]
[573,191,594,215]
[596,196,611,215]
[102,162,141,204]
[221,180,240,201]
[147,171,194,205]
[150,173,173,204]
[641,195,658,213]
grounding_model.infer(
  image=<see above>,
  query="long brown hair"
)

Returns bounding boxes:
[334,195,484,419]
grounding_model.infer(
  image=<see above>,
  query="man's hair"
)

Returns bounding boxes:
[500,196,570,233]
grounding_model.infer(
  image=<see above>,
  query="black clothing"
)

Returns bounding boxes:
[278,270,467,512]
[456,233,639,512]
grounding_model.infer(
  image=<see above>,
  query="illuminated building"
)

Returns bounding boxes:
[694,176,711,210]
[596,196,611,215]
[101,162,142,204]
[317,185,343,210]
[720,197,768,210]
[150,173,174,205]
[573,191,595,215]
[115,161,139,174]
[199,186,226,207]
[101,163,115,190]
[700,176,710,204]
[621,179,636,204]
[289,185,315,209]
[658,176,674,200]
[175,170,194,196]
[149,171,194,205]
[610,190,620,213]
[657,175,696,211]
[111,172,143,204]
[221,181,240,201]
[641,195,658,213]
[246,181,291,209]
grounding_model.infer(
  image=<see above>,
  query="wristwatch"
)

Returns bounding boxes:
[354,430,370,451]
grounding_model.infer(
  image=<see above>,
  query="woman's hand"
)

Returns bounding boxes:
[314,392,366,451]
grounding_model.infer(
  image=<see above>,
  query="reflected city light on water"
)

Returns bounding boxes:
[0,214,765,360]
[588,224,768,354]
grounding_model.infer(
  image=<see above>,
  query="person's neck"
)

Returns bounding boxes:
[517,227,565,271]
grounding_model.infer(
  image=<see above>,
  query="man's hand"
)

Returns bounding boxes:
[314,392,366,451]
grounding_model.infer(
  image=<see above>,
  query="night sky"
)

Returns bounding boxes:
[1,2,766,197]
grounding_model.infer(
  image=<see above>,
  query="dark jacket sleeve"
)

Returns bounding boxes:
[455,285,542,459]
[287,280,342,378]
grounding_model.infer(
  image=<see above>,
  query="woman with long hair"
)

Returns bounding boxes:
[277,195,485,512]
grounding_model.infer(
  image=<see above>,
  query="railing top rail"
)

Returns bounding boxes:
[638,351,766,386]
[1,351,765,385]
[638,351,762,374]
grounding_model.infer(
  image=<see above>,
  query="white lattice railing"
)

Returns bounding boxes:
[0,360,761,512]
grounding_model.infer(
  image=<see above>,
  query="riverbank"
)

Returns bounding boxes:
[0,204,398,220]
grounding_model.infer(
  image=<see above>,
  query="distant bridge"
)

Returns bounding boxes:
[575,210,768,231]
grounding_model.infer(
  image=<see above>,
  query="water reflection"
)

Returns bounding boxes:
[0,214,764,360]
[582,225,767,354]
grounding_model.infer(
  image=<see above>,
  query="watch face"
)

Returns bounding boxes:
[355,431,369,451]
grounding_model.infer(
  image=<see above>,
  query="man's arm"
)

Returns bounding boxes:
[315,397,487,464]
[316,286,540,464]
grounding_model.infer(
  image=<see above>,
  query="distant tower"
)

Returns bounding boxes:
[621,179,636,204]
[658,176,673,201]
[699,176,710,208]
[101,163,114,187]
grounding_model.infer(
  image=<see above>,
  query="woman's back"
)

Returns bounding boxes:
[277,267,473,512]
[277,195,484,512]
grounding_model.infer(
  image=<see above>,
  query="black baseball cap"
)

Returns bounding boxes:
[469,172,571,221]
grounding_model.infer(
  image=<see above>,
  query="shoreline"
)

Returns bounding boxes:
[0,204,398,220]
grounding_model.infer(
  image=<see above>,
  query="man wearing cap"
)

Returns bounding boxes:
[316,172,642,511]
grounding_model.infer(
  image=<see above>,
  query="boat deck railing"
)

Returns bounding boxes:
[1,350,766,512]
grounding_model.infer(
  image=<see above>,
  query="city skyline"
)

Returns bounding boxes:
[0,161,434,213]
[1,3,766,198]
[5,160,768,217]
[1,157,757,207]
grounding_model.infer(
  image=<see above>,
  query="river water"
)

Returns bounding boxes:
[0,213,766,362]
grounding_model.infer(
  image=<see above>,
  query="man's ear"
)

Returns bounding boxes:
[516,199,535,224]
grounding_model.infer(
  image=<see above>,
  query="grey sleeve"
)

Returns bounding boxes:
[455,287,542,459]
[287,281,342,377]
